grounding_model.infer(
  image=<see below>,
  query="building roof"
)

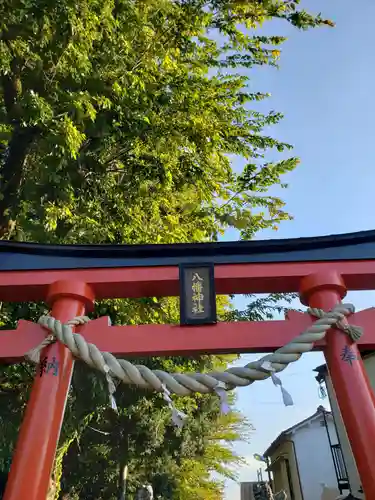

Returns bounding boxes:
[313,363,328,383]
[263,406,331,457]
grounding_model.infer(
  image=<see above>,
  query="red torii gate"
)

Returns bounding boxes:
[1,230,375,499]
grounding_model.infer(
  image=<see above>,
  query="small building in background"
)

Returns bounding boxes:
[314,354,375,500]
[263,406,347,500]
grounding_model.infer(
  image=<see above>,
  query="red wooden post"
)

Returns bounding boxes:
[4,280,94,500]
[300,271,375,499]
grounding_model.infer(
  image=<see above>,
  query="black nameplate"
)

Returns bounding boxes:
[179,263,216,325]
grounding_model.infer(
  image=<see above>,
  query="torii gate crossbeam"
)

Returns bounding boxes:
[1,230,375,499]
[2,308,375,360]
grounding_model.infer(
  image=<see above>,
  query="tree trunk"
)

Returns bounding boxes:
[0,66,39,236]
[0,125,37,236]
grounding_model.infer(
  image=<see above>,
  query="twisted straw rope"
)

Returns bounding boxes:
[25,303,362,396]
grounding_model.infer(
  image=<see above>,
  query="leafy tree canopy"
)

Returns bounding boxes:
[0,0,332,242]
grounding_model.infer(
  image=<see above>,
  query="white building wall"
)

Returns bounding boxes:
[323,352,375,499]
[292,417,339,500]
[325,375,361,497]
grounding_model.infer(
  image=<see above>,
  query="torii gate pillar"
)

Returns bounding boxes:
[301,271,375,499]
[4,281,94,500]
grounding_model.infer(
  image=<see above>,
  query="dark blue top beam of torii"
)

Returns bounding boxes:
[1,229,375,271]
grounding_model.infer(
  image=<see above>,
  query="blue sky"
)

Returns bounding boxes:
[223,1,375,498]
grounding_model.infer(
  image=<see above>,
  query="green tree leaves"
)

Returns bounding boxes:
[0,0,332,240]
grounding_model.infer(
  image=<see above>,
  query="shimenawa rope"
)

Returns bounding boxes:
[25,303,361,406]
